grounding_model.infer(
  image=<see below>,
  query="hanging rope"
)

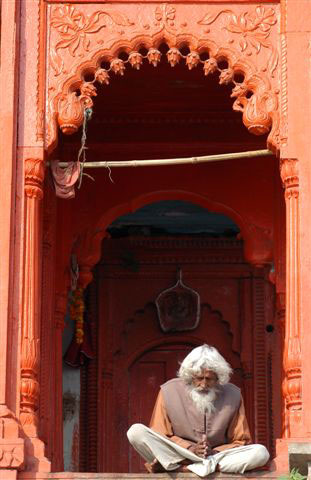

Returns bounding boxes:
[77,107,94,189]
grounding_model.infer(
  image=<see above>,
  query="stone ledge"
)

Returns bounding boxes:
[17,472,285,480]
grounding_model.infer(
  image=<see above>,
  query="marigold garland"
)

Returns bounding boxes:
[70,287,85,345]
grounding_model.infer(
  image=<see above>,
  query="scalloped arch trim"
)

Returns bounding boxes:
[47,17,280,153]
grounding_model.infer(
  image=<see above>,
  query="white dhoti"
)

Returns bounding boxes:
[127,424,270,478]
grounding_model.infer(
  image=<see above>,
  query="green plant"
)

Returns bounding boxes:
[279,468,307,480]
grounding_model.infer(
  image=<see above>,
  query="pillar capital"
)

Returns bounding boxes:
[24,158,45,200]
[280,158,299,198]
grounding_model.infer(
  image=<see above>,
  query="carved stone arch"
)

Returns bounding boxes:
[47,3,280,153]
[72,189,272,289]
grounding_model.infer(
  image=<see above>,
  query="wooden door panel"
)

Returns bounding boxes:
[128,345,193,472]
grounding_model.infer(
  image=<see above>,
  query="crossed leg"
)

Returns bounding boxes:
[127,423,270,476]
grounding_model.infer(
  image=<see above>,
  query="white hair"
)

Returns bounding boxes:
[178,344,232,385]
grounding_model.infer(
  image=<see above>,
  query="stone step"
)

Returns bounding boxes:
[18,472,283,480]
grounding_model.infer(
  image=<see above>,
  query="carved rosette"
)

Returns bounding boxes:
[46,3,280,152]
[280,158,302,433]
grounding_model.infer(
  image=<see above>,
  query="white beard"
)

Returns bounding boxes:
[188,386,218,414]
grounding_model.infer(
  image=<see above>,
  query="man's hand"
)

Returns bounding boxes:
[188,435,216,458]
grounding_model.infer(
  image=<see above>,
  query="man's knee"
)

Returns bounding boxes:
[127,423,148,445]
[248,444,270,466]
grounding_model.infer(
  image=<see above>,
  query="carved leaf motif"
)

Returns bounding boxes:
[166,6,176,21]
[51,6,134,75]
[226,22,243,34]
[51,6,83,34]
[198,6,278,78]
[100,11,134,27]
[239,12,247,28]
[50,48,64,77]
[197,9,232,25]
[249,37,261,53]
[239,38,247,52]
[155,6,163,21]
[268,48,278,77]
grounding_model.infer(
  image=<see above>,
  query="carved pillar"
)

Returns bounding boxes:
[20,158,50,471]
[280,158,302,437]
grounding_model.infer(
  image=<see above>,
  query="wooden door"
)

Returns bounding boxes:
[128,344,193,472]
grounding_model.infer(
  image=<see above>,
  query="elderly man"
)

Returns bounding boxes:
[127,345,269,477]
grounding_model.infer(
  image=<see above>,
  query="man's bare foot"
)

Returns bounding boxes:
[144,459,190,474]
[144,459,165,473]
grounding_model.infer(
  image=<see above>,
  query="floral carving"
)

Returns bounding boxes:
[21,337,40,376]
[198,6,278,77]
[219,68,234,85]
[80,82,97,97]
[128,52,143,70]
[70,287,85,344]
[47,4,280,152]
[25,158,45,199]
[280,158,299,192]
[20,337,40,428]
[186,52,200,70]
[203,58,218,76]
[230,74,278,139]
[147,48,161,67]
[95,69,110,85]
[110,58,126,75]
[58,84,96,135]
[50,5,134,75]
[155,4,176,28]
[20,378,40,413]
[167,48,181,67]
[283,336,302,410]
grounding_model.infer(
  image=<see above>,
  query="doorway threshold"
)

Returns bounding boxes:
[17,471,284,480]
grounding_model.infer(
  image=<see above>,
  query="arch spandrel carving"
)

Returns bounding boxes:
[46,2,280,153]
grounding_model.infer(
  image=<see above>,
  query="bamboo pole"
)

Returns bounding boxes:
[55,149,272,169]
